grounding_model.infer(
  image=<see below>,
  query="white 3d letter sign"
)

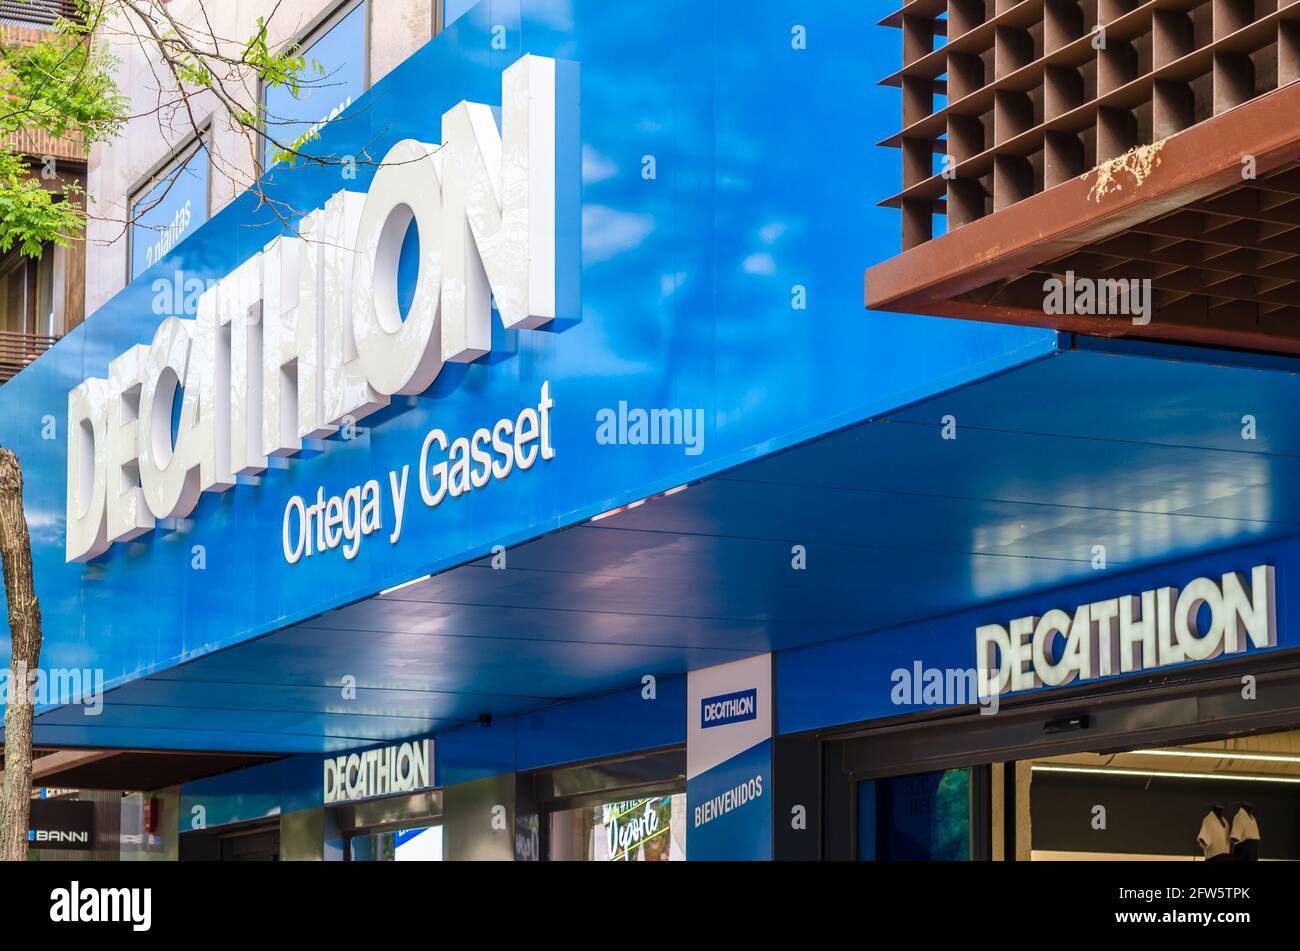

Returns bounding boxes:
[975,565,1276,696]
[66,54,561,562]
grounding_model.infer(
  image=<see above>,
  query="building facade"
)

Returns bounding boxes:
[0,0,88,383]
[83,0,467,315]
[6,0,1300,862]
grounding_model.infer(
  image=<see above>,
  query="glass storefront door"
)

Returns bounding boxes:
[348,824,443,861]
[858,768,972,861]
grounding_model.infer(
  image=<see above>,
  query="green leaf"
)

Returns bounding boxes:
[0,149,84,257]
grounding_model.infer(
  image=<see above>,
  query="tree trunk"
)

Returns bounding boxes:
[0,448,42,861]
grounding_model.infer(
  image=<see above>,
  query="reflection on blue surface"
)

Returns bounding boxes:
[263,1,367,167]
[397,218,419,317]
[129,141,209,279]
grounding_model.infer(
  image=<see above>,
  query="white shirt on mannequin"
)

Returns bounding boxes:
[1197,811,1230,859]
[1231,808,1260,844]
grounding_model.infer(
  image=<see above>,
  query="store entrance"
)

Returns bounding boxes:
[853,731,1299,861]
[826,658,1300,860]
[1028,732,1297,861]
[529,749,688,861]
[857,767,975,861]
[347,823,443,861]
[219,823,281,861]
[333,789,443,862]
[179,818,281,861]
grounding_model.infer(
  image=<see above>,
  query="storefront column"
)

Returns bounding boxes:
[442,772,538,861]
[280,807,327,861]
[1015,761,1033,861]
[990,760,1031,861]
[772,733,820,860]
[686,654,775,861]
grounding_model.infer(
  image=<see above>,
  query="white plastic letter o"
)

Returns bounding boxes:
[65,378,111,562]
[1176,576,1226,661]
[138,317,201,519]
[353,139,445,397]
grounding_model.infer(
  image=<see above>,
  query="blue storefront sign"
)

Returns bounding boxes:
[1,0,1063,756]
[777,542,1297,734]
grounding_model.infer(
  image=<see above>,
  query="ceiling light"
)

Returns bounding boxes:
[1032,764,1300,784]
[590,484,690,522]
[380,575,431,596]
[1132,748,1300,765]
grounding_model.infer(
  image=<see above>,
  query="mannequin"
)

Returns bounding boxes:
[1230,802,1260,861]
[1197,805,1231,861]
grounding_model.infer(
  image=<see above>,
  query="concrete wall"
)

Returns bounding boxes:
[84,0,437,316]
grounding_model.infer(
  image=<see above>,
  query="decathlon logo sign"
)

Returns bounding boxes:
[700,688,758,729]
[65,54,564,563]
[976,565,1276,697]
[323,738,432,804]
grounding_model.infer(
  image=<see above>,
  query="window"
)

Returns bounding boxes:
[0,243,64,338]
[348,824,443,861]
[262,0,368,169]
[34,247,61,337]
[858,768,972,861]
[443,0,479,28]
[127,135,210,280]
[0,254,28,335]
[549,793,688,861]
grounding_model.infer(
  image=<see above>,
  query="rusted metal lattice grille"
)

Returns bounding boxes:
[881,0,1300,251]
[1019,158,1300,328]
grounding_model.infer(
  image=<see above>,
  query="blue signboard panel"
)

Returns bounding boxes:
[180,759,283,830]
[777,533,1300,735]
[515,677,685,773]
[686,654,772,860]
[435,716,516,787]
[0,0,1057,747]
[686,738,772,862]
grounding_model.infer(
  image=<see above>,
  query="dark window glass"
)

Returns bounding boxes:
[859,768,971,861]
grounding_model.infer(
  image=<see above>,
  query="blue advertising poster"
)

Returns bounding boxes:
[128,140,209,279]
[686,655,772,861]
[394,826,442,861]
[263,1,367,167]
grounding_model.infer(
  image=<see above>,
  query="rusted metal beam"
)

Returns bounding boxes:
[912,296,1300,357]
